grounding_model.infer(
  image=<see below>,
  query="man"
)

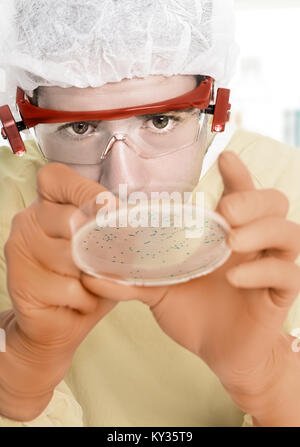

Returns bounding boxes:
[0,0,300,427]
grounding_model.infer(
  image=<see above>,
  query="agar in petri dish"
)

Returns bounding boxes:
[72,201,232,286]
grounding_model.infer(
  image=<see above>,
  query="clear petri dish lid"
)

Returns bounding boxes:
[71,199,232,286]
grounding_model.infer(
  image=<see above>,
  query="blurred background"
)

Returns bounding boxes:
[231,0,300,147]
[1,0,300,149]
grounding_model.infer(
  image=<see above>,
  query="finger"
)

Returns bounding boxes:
[80,272,168,307]
[7,203,88,277]
[228,217,300,262]
[35,163,119,238]
[226,257,300,307]
[217,151,255,196]
[217,189,290,227]
[28,228,81,279]
[215,150,255,225]
[32,199,88,239]
[37,162,117,214]
[5,239,101,315]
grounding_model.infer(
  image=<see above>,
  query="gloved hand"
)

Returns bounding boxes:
[81,151,300,420]
[1,163,117,421]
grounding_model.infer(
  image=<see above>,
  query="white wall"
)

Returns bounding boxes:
[231,2,300,146]
[235,0,300,10]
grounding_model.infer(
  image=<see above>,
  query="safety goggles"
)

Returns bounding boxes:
[0,76,231,157]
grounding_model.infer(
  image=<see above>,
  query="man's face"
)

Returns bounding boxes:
[34,74,211,198]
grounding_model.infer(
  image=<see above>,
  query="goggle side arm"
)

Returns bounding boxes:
[0,104,27,156]
[204,88,231,132]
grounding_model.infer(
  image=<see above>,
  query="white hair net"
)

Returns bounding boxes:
[0,0,239,119]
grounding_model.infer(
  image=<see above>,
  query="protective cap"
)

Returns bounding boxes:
[0,0,239,119]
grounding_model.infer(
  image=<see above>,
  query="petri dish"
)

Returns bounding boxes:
[71,200,232,286]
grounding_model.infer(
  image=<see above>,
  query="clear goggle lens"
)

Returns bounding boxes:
[34,108,204,164]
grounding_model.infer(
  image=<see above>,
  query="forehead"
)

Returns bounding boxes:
[38,74,197,111]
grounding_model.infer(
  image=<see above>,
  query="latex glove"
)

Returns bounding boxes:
[1,163,117,421]
[81,151,300,413]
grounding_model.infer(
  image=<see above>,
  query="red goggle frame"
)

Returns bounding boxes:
[0,76,231,156]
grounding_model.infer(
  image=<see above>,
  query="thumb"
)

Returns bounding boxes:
[215,151,255,215]
[80,271,168,307]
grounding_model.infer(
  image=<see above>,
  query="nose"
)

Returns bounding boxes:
[98,139,149,197]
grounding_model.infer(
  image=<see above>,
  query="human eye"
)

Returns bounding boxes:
[56,120,100,139]
[140,109,196,134]
[139,113,179,134]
